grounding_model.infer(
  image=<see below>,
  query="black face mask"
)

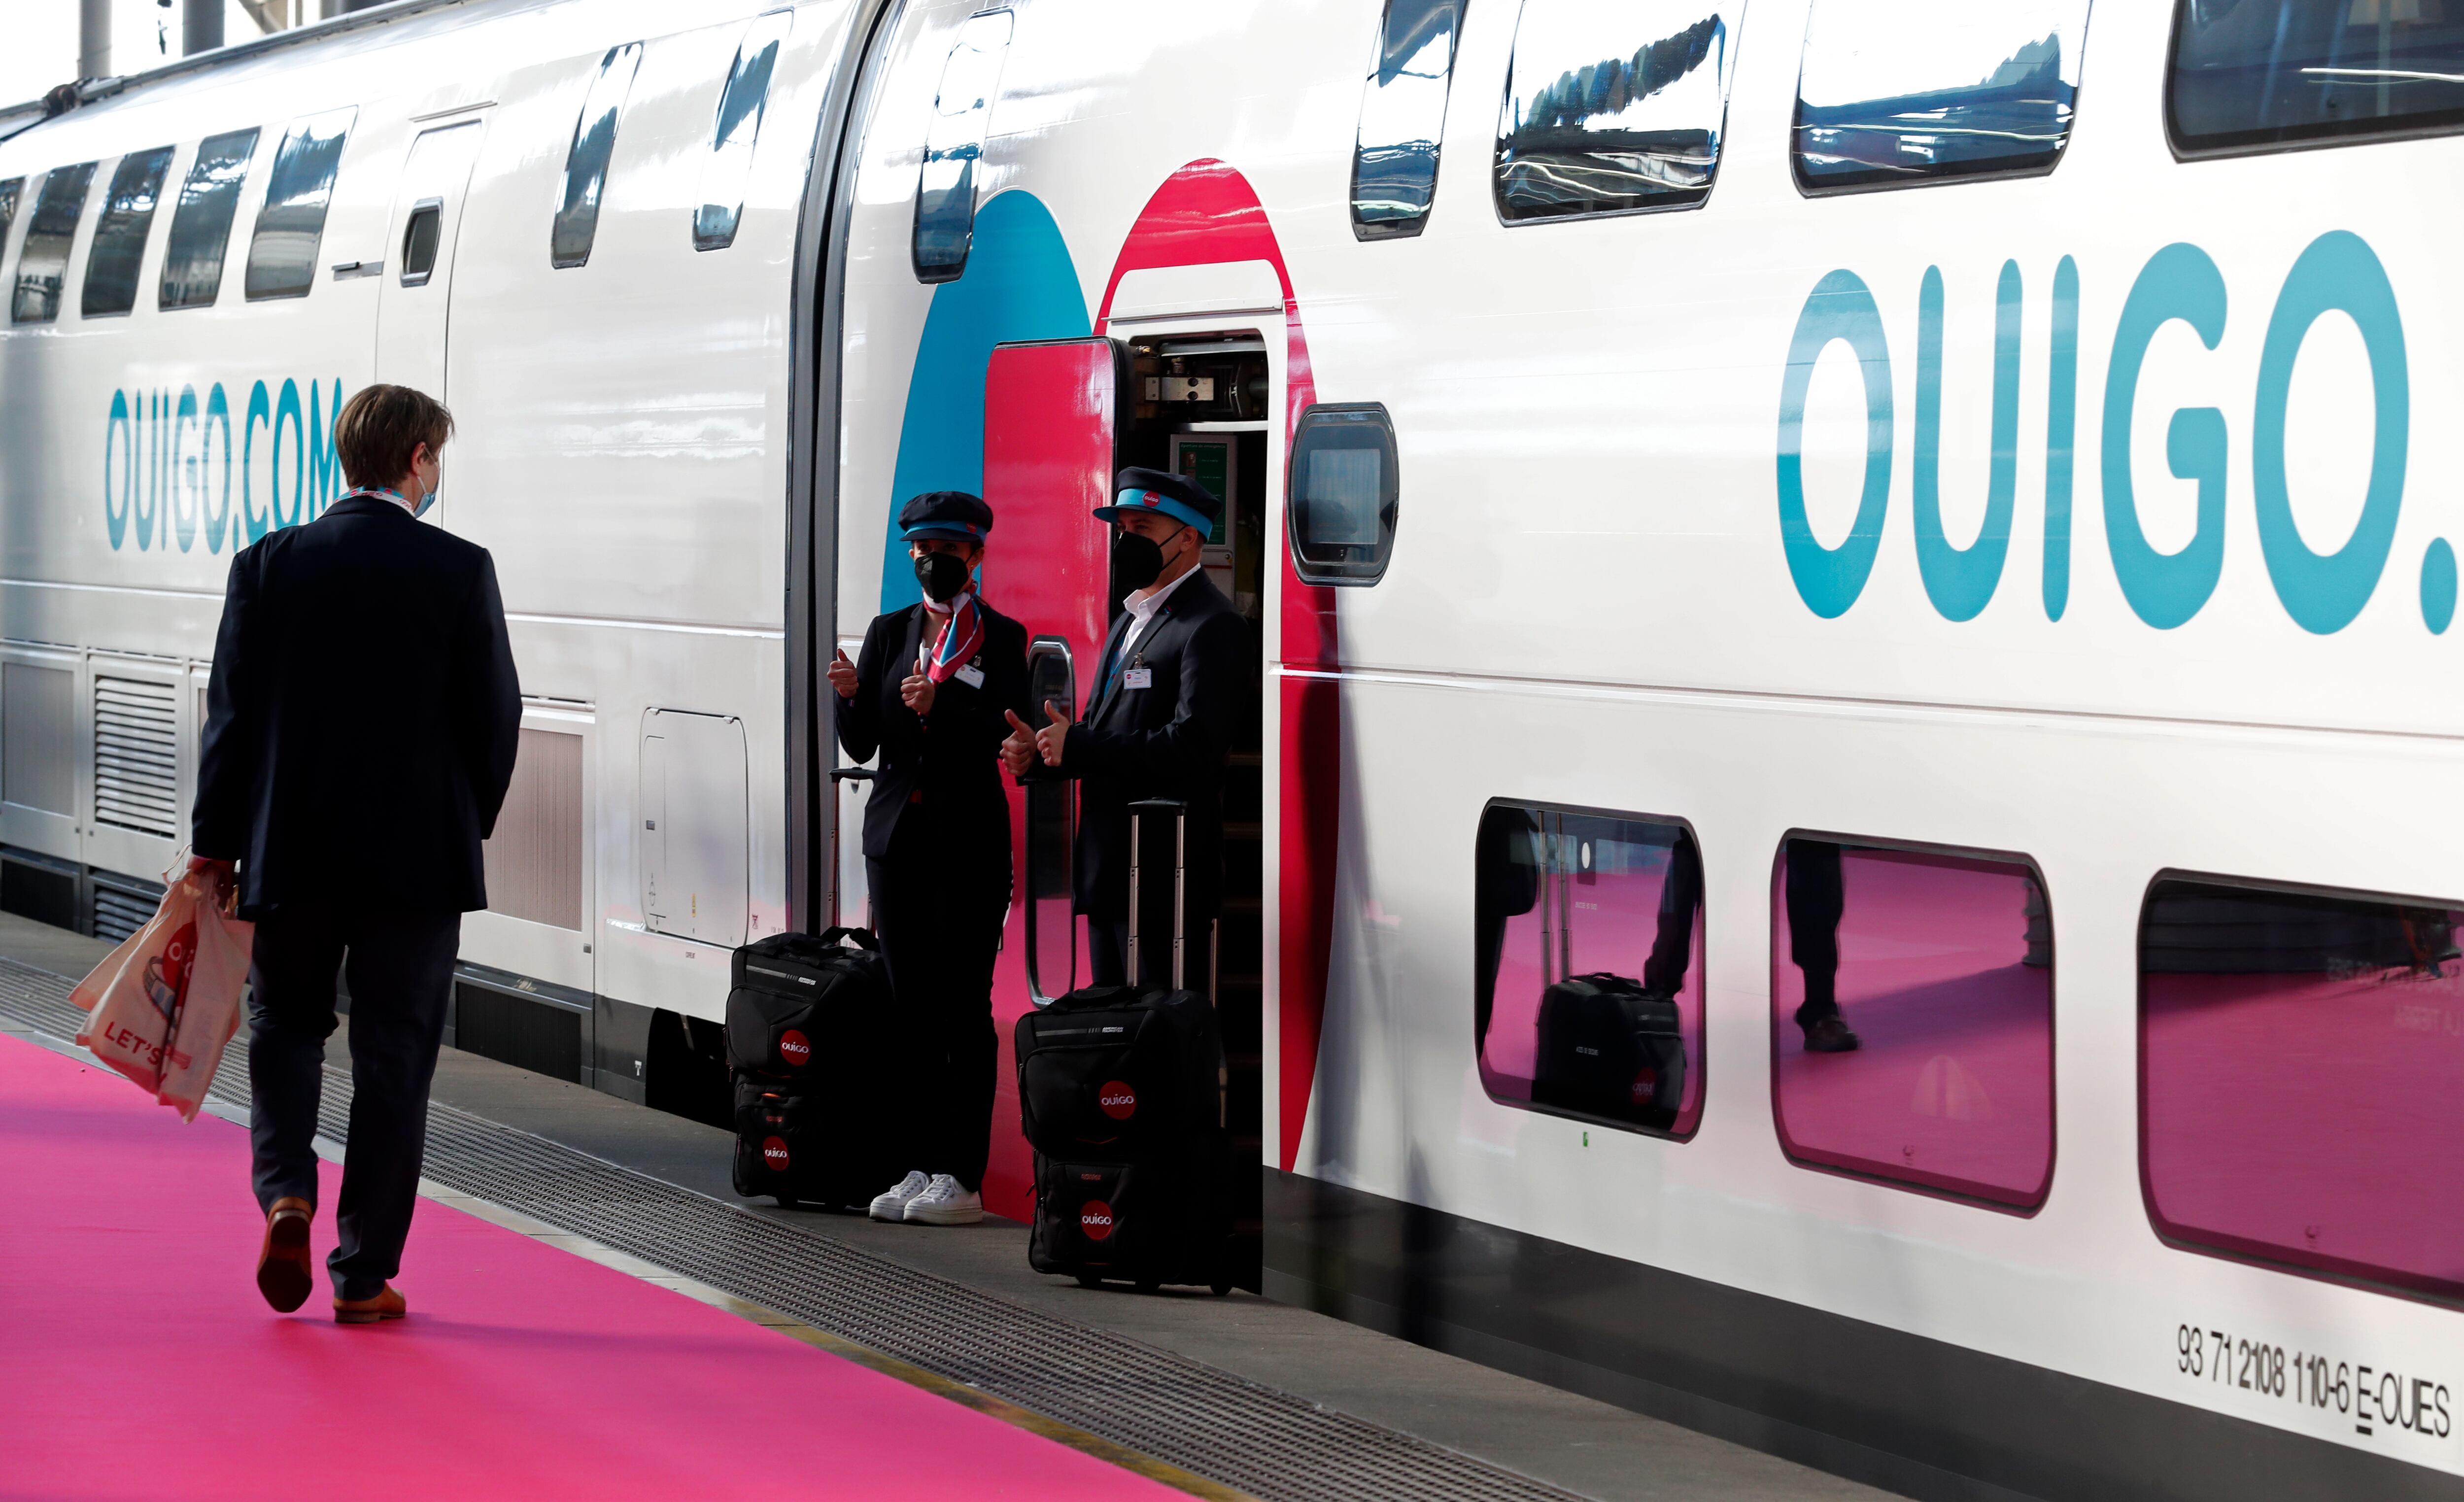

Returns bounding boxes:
[914,550,970,603]
[1112,530,1166,593]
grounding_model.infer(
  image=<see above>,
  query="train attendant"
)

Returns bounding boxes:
[1002,468,1243,987]
[832,490,1028,1227]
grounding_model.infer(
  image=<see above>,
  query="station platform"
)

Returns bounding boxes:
[0,914,1890,1502]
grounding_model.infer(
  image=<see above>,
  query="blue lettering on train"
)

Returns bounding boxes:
[103,377,342,553]
[1778,231,2432,635]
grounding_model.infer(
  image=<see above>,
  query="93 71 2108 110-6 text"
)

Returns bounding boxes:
[2176,1324,2450,1440]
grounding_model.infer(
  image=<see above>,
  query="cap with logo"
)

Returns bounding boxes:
[898,489,994,542]
[1094,466,1220,535]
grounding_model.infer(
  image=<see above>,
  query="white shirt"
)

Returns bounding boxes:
[1119,563,1199,662]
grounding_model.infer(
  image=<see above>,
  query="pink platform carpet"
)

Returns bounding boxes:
[0,1033,1177,1502]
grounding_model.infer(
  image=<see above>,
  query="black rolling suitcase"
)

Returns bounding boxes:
[1015,799,1234,1294]
[725,926,891,1207]
[1532,972,1685,1128]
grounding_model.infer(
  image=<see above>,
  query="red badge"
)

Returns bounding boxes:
[778,1029,811,1066]
[1098,1080,1137,1121]
[1630,1068,1658,1106]
[1080,1200,1115,1241]
[761,1136,791,1172]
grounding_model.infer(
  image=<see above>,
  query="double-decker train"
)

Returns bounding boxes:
[4,0,2461,1497]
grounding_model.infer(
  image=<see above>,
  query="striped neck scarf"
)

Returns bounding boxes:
[922,592,984,684]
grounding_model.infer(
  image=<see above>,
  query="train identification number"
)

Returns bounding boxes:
[2175,1323,2451,1441]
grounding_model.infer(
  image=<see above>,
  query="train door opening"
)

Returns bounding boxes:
[373,118,485,416]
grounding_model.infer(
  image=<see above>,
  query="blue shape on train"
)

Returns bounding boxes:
[2102,243,2229,631]
[2422,540,2456,635]
[1912,262,2019,622]
[1776,269,1892,619]
[881,189,1089,614]
[2251,231,2408,636]
[2043,256,2079,621]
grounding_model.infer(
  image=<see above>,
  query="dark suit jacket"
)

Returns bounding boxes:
[1060,569,1242,930]
[837,598,1029,862]
[194,493,522,917]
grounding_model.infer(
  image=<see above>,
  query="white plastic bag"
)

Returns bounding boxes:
[73,864,254,1122]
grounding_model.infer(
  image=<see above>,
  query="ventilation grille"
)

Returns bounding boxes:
[93,677,179,838]
[92,877,162,942]
[483,728,584,930]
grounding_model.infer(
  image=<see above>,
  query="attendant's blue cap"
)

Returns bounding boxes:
[899,489,993,541]
[1094,466,1219,535]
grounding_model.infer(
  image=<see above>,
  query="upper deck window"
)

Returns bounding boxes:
[695,9,793,252]
[1353,0,1464,239]
[2170,0,2464,157]
[11,163,98,325]
[553,42,643,269]
[0,177,23,259]
[160,128,260,310]
[1794,0,2090,193]
[913,9,1014,281]
[1494,0,1742,223]
[245,107,356,301]
[81,146,174,318]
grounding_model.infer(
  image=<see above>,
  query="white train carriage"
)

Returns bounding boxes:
[3,0,2461,1497]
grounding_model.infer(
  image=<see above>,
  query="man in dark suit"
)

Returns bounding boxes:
[192,383,521,1323]
[831,491,1028,1227]
[1003,468,1243,989]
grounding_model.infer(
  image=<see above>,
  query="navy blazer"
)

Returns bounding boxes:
[836,598,1030,862]
[194,493,522,917]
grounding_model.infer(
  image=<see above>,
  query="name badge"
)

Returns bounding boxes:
[955,662,985,689]
[1123,668,1154,690]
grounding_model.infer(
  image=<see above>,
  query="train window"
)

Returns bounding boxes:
[1353,0,1464,239]
[552,42,643,269]
[10,163,98,325]
[694,9,793,252]
[2170,0,2464,157]
[244,106,356,301]
[1793,0,2090,194]
[1772,837,2054,1210]
[160,128,260,310]
[912,9,1014,281]
[1287,404,1401,585]
[2141,874,2464,1299]
[80,146,175,318]
[1493,0,1741,224]
[1474,802,1706,1140]
[0,177,22,259]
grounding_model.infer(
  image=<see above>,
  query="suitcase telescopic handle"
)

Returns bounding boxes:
[1126,798,1188,991]
[818,925,878,952]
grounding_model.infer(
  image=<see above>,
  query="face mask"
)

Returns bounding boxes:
[914,549,970,603]
[412,482,437,519]
[1112,530,1165,593]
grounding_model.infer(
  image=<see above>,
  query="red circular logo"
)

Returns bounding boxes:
[1097,1080,1137,1121]
[1630,1068,1658,1105]
[761,1136,790,1172]
[1080,1199,1116,1241]
[778,1029,811,1066]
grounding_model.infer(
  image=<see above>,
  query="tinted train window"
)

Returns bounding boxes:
[11,163,97,325]
[2171,0,2464,156]
[1475,803,1706,1139]
[80,146,174,318]
[1287,404,1401,585]
[1353,0,1464,239]
[1772,838,2054,1209]
[1794,0,2089,193]
[245,107,355,300]
[695,9,793,252]
[913,9,1014,281]
[2142,875,2464,1299]
[0,177,23,258]
[160,128,260,310]
[553,42,643,269]
[1494,0,1742,223]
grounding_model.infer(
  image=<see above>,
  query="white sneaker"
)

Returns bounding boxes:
[901,1173,983,1226]
[868,1170,930,1222]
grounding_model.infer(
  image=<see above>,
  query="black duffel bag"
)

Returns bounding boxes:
[725,926,887,1081]
[1532,971,1686,1128]
[1014,982,1223,1161]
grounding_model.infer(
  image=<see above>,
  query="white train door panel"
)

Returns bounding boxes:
[639,709,747,949]
[373,119,486,401]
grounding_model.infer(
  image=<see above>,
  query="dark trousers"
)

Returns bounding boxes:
[1633,836,1845,1023]
[867,817,1005,1191]
[247,902,460,1301]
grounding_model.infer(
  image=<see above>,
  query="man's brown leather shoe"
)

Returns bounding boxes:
[255,1197,314,1313]
[333,1284,407,1324]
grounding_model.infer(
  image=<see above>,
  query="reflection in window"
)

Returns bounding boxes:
[1494,0,1741,223]
[11,163,98,325]
[1772,839,2053,1208]
[160,129,259,310]
[1794,0,2089,193]
[696,9,793,252]
[0,177,24,261]
[553,42,643,269]
[2171,0,2464,156]
[1354,0,1464,239]
[2142,875,2464,1299]
[1287,404,1401,585]
[81,146,175,318]
[1023,638,1077,1002]
[1475,803,1705,1138]
[245,107,357,300]
[913,9,1014,281]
